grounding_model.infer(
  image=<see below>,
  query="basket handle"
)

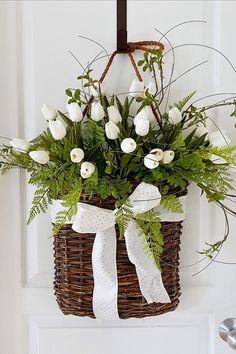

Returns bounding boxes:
[83,41,164,117]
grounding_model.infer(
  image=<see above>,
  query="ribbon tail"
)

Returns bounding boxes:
[124,220,171,304]
[92,226,119,320]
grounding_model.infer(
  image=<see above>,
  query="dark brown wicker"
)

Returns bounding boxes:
[53,188,187,319]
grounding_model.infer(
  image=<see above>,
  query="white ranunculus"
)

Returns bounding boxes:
[80,161,95,179]
[91,102,105,122]
[41,104,58,121]
[135,118,150,136]
[70,148,84,163]
[67,102,83,122]
[10,138,30,153]
[129,79,145,97]
[90,82,106,97]
[49,119,67,140]
[107,105,122,124]
[105,121,120,140]
[208,130,231,147]
[150,148,163,161]
[144,154,159,169]
[29,150,50,164]
[162,150,175,164]
[120,138,137,153]
[169,107,182,125]
[147,82,156,96]
[195,124,208,138]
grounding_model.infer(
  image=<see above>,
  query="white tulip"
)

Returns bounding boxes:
[91,102,105,122]
[147,82,156,96]
[134,106,155,126]
[120,138,137,153]
[195,124,208,138]
[208,130,230,147]
[10,138,30,153]
[105,121,120,140]
[150,148,163,161]
[29,150,50,164]
[41,104,58,120]
[144,154,159,169]
[70,148,84,163]
[49,119,67,140]
[80,161,95,179]
[162,150,175,164]
[169,107,182,124]
[67,102,83,122]
[90,82,106,97]
[107,106,122,124]
[135,118,150,136]
[129,79,145,97]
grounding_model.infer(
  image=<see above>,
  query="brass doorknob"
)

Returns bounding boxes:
[219,318,236,350]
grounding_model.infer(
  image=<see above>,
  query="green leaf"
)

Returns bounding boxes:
[65,89,72,97]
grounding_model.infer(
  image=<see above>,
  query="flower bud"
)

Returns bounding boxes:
[41,104,57,120]
[150,148,163,161]
[91,102,105,122]
[147,82,156,96]
[80,161,95,179]
[29,150,50,164]
[120,138,137,153]
[107,106,122,124]
[90,82,106,97]
[169,107,182,124]
[10,138,30,153]
[70,148,84,163]
[162,150,175,164]
[195,124,208,138]
[144,154,159,169]
[135,118,150,136]
[208,130,230,147]
[48,119,67,140]
[129,79,145,97]
[67,102,83,122]
[105,121,120,140]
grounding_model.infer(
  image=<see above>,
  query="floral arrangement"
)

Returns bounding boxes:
[1,47,236,269]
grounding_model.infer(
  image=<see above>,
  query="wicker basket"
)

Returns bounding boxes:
[53,186,187,319]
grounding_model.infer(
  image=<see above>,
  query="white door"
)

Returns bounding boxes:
[1,1,236,353]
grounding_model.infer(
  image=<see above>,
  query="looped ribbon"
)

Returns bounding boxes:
[51,182,187,320]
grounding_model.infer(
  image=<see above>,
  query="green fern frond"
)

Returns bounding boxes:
[175,91,196,111]
[115,198,134,238]
[161,194,183,213]
[28,187,50,224]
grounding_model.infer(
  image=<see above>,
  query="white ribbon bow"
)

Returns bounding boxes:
[51,182,187,320]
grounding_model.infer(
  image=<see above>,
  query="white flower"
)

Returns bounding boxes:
[144,154,159,169]
[169,107,182,124]
[135,118,150,136]
[70,148,84,163]
[90,82,106,97]
[67,102,83,122]
[120,138,137,153]
[107,106,122,124]
[150,148,163,161]
[48,119,67,140]
[134,106,155,126]
[29,150,50,164]
[105,121,120,140]
[208,130,230,147]
[41,104,58,121]
[147,82,156,96]
[162,150,175,164]
[91,102,105,122]
[195,124,208,138]
[80,161,95,179]
[129,79,145,97]
[10,138,30,153]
